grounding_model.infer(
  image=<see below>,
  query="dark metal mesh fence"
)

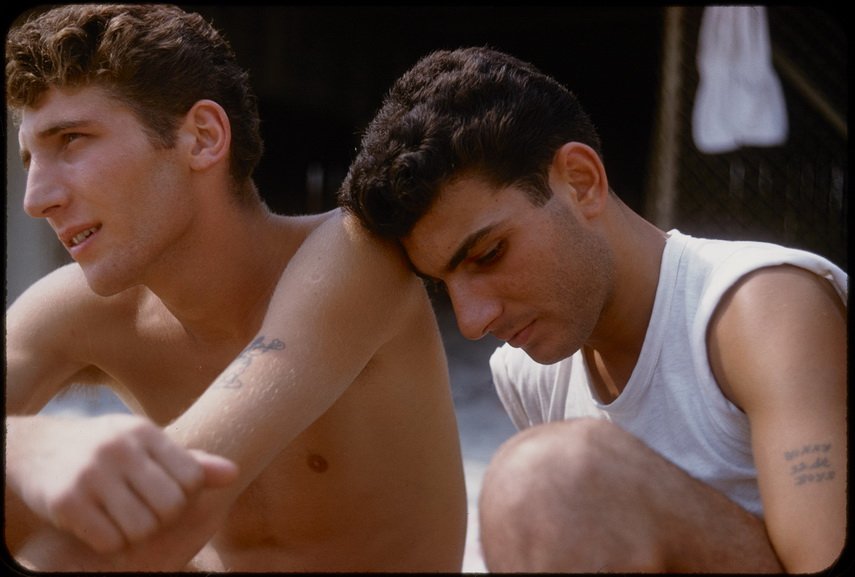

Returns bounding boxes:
[645,7,847,270]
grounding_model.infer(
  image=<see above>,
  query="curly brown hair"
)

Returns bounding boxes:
[6,4,264,197]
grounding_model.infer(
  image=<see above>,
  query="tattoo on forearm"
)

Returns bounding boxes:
[216,336,286,389]
[784,443,835,486]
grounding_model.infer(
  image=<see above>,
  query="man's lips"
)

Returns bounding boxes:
[61,224,101,248]
[504,321,535,348]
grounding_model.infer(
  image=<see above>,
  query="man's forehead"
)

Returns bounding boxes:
[403,179,509,277]
[23,84,121,117]
[19,85,128,137]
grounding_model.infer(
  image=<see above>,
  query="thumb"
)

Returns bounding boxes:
[189,450,240,488]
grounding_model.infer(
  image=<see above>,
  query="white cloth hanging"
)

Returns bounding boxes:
[692,6,788,154]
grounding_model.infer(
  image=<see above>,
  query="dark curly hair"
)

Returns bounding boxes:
[339,46,603,238]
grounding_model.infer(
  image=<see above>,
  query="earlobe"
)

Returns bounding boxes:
[552,142,609,218]
[183,99,231,171]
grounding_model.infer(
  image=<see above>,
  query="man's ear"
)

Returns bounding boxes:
[550,142,609,219]
[181,99,231,171]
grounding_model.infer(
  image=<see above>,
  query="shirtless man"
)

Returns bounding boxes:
[4,5,466,571]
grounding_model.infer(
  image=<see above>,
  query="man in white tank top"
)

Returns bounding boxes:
[340,47,847,573]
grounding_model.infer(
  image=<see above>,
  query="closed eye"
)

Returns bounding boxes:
[474,241,505,266]
[424,277,448,296]
[415,273,447,296]
[408,263,448,296]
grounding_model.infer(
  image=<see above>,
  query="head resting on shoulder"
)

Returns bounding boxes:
[339,46,604,238]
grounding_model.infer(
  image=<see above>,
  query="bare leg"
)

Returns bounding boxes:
[479,418,783,573]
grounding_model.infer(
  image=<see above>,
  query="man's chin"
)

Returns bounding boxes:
[81,267,135,297]
[522,343,572,366]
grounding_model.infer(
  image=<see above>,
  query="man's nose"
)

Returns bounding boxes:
[447,280,501,341]
[23,161,67,218]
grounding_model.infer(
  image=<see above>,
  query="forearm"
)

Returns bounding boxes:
[11,489,231,572]
[4,415,64,512]
[6,415,39,478]
[5,412,238,569]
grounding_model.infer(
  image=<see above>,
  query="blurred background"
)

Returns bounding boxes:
[7,5,847,301]
[4,5,848,572]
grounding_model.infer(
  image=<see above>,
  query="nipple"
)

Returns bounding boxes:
[307,453,329,473]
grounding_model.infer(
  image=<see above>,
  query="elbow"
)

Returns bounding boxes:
[776,530,845,574]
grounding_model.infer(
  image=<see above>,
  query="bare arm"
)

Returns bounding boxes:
[167,213,421,473]
[709,265,846,573]
[6,415,237,556]
[5,265,237,559]
[13,212,429,570]
[5,264,95,414]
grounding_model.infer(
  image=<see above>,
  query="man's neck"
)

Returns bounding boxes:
[583,202,668,399]
[146,204,291,346]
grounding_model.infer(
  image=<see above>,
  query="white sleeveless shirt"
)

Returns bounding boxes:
[490,230,847,516]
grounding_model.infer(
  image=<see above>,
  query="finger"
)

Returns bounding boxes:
[96,477,160,546]
[143,434,207,496]
[71,508,126,554]
[124,458,190,526]
[190,450,240,488]
[52,492,126,554]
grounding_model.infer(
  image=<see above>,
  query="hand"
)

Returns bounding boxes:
[6,413,238,554]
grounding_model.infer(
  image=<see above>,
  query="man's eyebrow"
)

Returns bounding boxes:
[402,224,496,282]
[20,119,92,166]
[36,119,90,139]
[446,225,494,273]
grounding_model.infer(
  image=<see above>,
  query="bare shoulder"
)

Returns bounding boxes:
[6,263,145,412]
[7,262,143,332]
[290,209,418,292]
[708,264,846,410]
[716,264,844,316]
[710,264,845,349]
[258,209,430,359]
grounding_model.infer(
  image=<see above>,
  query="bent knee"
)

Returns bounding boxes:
[484,418,619,483]
[479,419,661,572]
[479,419,623,522]
[478,419,664,571]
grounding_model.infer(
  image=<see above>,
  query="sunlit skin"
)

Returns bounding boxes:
[405,177,610,364]
[19,86,201,298]
[7,84,467,572]
[403,144,666,402]
[401,142,845,572]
